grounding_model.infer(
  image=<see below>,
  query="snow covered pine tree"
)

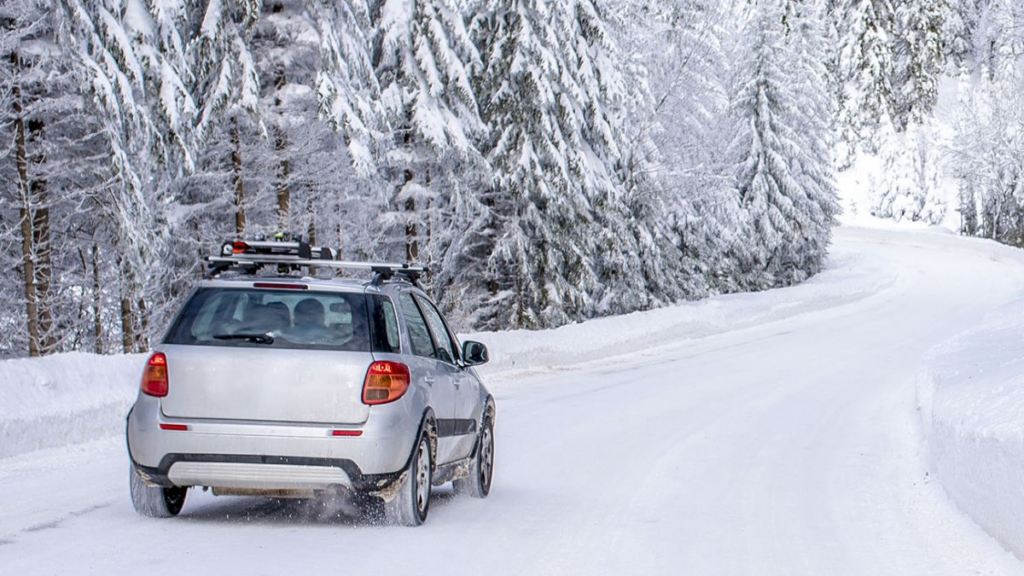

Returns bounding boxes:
[730,0,839,288]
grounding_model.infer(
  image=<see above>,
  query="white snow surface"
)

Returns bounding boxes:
[0,353,145,459]
[3,227,1024,574]
[918,295,1024,560]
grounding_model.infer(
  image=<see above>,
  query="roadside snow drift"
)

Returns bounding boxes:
[0,353,145,459]
[471,236,897,380]
[918,296,1024,560]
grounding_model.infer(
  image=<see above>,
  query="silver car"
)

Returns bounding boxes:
[126,240,495,526]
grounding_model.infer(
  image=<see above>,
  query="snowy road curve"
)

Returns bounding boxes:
[3,227,1024,575]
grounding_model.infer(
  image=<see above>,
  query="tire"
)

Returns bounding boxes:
[130,466,187,518]
[454,415,494,498]
[385,434,432,526]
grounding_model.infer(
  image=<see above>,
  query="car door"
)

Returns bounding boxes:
[397,292,459,464]
[415,294,481,462]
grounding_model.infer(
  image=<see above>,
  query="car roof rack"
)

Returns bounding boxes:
[206,237,428,287]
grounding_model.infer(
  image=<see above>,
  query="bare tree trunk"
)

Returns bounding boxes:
[231,117,246,236]
[28,116,55,354]
[12,53,40,357]
[424,168,432,259]
[137,296,149,350]
[120,294,134,353]
[403,169,417,262]
[275,127,290,230]
[306,197,317,245]
[90,244,103,354]
[119,256,135,353]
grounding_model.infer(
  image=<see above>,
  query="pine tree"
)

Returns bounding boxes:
[837,0,897,150]
[191,0,262,141]
[471,0,587,328]
[474,0,648,328]
[942,0,971,64]
[315,0,379,176]
[873,123,944,223]
[370,0,485,265]
[950,59,1024,247]
[606,0,734,304]
[894,0,949,128]
[563,0,646,317]
[730,0,839,287]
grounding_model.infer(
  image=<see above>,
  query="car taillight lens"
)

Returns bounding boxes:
[141,353,169,397]
[362,361,410,405]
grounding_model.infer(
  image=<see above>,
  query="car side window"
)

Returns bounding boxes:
[398,293,436,358]
[369,295,401,354]
[415,295,459,365]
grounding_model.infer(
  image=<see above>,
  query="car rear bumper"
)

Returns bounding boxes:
[132,453,403,494]
[127,394,421,492]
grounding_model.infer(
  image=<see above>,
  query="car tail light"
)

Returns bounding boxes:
[362,361,411,405]
[141,353,169,397]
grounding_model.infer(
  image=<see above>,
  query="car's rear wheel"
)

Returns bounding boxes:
[130,466,187,518]
[454,414,494,498]
[386,435,432,526]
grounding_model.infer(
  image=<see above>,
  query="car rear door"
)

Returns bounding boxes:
[414,294,480,462]
[396,292,459,464]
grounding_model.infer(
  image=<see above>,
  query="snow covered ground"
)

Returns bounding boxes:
[3,226,1024,574]
[0,353,144,459]
[918,295,1024,561]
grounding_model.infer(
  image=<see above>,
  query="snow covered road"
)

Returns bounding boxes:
[4,227,1024,575]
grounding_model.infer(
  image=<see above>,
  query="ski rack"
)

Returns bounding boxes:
[205,239,427,286]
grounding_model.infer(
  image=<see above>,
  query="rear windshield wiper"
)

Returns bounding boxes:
[213,332,275,345]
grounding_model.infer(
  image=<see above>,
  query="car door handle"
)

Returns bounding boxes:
[424,376,435,386]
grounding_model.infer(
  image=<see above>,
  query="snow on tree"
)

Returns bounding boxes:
[370,0,486,267]
[472,0,652,328]
[1,0,137,355]
[942,0,971,64]
[836,0,897,150]
[730,0,839,287]
[950,58,1024,246]
[970,0,1023,77]
[314,0,379,176]
[191,0,262,141]
[607,0,739,302]
[872,123,945,223]
[54,0,213,351]
[893,0,949,128]
[560,0,648,316]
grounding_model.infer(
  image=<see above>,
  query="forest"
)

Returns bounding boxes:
[0,0,1021,358]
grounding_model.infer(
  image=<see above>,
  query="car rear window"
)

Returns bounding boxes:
[165,287,376,352]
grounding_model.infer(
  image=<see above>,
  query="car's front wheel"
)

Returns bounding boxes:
[129,466,187,518]
[454,414,494,498]
[385,434,432,526]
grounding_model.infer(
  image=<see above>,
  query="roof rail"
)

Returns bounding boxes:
[205,238,427,286]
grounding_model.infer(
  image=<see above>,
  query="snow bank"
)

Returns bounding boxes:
[471,234,897,380]
[917,296,1024,559]
[0,353,145,459]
